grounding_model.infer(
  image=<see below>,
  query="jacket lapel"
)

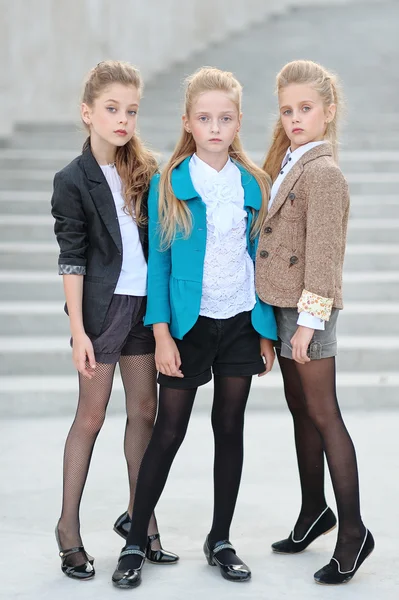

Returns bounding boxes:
[266,160,303,221]
[82,147,122,253]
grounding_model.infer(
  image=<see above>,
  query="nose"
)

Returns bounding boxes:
[291,111,300,123]
[210,118,220,133]
[119,113,128,124]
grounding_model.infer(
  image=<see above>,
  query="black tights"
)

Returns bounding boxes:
[278,351,365,570]
[119,375,252,571]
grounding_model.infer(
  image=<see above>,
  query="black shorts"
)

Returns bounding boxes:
[73,295,155,364]
[158,311,265,389]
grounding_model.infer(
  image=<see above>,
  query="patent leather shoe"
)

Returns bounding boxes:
[114,512,179,564]
[112,545,146,589]
[55,526,95,580]
[203,536,251,582]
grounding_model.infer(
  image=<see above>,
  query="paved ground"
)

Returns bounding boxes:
[0,410,396,599]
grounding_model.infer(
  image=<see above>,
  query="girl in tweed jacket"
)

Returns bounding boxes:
[256,60,373,585]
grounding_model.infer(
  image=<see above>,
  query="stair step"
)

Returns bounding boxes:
[1,301,399,336]
[1,335,397,375]
[1,371,398,417]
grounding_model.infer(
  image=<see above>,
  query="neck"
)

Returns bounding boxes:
[90,136,117,166]
[195,148,229,172]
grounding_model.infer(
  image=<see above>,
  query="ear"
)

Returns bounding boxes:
[81,103,92,126]
[325,103,336,124]
[182,114,191,133]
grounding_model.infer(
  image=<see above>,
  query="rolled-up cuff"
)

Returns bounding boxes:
[297,289,333,322]
[58,264,86,275]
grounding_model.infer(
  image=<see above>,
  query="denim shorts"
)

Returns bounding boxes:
[274,307,339,360]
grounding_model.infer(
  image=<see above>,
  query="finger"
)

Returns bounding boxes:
[86,345,96,370]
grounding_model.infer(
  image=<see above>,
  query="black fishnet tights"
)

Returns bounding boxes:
[278,352,365,570]
[57,354,159,567]
[119,375,252,572]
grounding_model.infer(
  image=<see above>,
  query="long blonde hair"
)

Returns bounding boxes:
[263,60,342,182]
[82,60,158,226]
[159,67,271,247]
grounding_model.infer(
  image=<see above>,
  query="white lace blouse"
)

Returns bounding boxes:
[189,154,256,319]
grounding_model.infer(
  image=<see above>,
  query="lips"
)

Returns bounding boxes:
[209,138,222,142]
[114,130,127,135]
[292,128,304,134]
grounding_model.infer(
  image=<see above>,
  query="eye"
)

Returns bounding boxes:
[199,116,209,122]
[302,106,311,112]
[221,116,232,122]
[106,106,116,113]
[128,110,137,116]
[282,109,292,116]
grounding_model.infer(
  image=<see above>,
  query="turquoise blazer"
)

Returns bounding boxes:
[144,157,277,341]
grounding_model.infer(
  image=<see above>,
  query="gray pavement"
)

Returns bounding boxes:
[0,410,396,599]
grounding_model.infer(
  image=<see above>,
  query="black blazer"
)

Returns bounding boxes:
[51,146,149,336]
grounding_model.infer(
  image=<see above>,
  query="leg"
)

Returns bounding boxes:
[57,363,116,566]
[118,354,160,545]
[295,357,365,570]
[208,374,252,565]
[277,350,328,538]
[118,385,197,571]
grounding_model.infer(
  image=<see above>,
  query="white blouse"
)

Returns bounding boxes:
[269,141,327,330]
[100,165,147,296]
[189,154,256,319]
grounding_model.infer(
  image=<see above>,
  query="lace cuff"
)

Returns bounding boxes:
[58,264,86,275]
[297,289,333,322]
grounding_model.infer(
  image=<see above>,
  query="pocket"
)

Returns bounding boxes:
[280,190,305,222]
[267,245,303,292]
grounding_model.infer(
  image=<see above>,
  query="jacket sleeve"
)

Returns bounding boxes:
[297,165,349,321]
[144,174,172,326]
[51,171,88,275]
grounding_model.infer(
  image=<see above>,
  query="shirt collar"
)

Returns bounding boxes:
[281,141,326,168]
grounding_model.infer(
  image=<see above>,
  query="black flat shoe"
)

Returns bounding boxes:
[111,545,146,589]
[272,507,337,554]
[55,526,95,580]
[314,529,374,585]
[203,536,251,583]
[114,512,179,564]
[146,533,179,564]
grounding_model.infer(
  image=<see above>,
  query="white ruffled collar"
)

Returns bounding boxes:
[189,154,246,238]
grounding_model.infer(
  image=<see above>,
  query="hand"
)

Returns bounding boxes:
[72,332,96,378]
[155,334,183,378]
[290,325,314,364]
[259,337,275,376]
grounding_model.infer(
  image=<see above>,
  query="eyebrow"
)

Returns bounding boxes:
[194,110,235,115]
[280,100,316,109]
[105,98,139,107]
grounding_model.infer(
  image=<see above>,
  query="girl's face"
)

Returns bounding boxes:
[279,83,336,151]
[81,83,140,151]
[183,90,241,161]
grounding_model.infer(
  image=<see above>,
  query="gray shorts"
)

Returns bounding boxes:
[72,295,155,364]
[274,307,339,360]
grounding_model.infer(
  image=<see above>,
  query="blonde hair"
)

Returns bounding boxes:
[263,60,342,182]
[82,60,158,226]
[159,66,271,247]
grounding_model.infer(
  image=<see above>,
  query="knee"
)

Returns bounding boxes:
[306,402,341,433]
[155,425,186,455]
[75,407,106,436]
[285,390,307,418]
[212,414,243,441]
[127,395,157,427]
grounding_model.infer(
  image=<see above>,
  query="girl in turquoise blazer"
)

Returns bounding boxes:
[112,67,276,589]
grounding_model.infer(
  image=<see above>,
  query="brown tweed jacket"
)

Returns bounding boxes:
[255,143,350,320]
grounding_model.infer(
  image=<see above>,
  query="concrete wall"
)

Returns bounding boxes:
[1,0,370,137]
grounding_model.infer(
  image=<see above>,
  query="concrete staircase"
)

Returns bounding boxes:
[1,0,398,416]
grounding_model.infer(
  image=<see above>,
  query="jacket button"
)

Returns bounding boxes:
[288,192,296,200]
[264,226,272,234]
[290,255,298,265]
[260,250,269,258]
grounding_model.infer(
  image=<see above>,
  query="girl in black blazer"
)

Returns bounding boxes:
[51,60,178,580]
